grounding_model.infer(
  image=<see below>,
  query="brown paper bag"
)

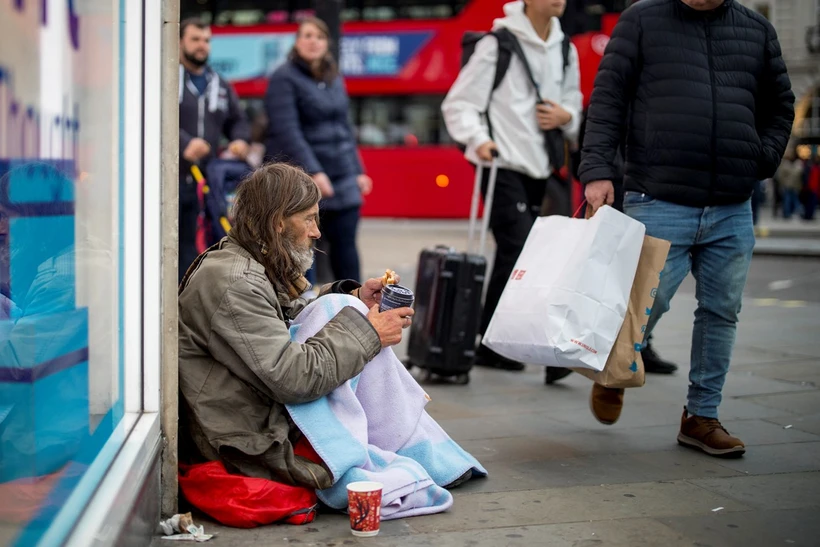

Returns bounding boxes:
[571,234,671,388]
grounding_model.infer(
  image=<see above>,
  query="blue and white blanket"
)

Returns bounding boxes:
[286,295,487,520]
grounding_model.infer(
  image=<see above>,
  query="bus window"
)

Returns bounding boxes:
[349,96,454,147]
[561,0,633,35]
[182,0,468,25]
[342,0,467,21]
[181,0,314,25]
[239,96,454,149]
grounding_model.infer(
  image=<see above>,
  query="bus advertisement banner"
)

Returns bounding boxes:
[210,30,433,83]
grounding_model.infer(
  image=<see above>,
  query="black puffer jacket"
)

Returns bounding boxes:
[579,0,794,207]
[264,59,364,212]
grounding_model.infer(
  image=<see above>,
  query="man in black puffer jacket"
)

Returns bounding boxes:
[579,0,794,458]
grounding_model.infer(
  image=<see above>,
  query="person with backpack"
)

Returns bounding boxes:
[441,0,582,372]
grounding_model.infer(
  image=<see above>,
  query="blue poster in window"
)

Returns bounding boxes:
[339,32,433,77]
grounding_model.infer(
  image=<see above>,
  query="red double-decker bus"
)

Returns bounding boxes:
[182,0,629,218]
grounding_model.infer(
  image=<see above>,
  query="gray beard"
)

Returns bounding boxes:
[285,239,315,274]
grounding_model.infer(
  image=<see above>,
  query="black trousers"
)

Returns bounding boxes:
[317,206,362,282]
[179,180,199,283]
[479,168,547,335]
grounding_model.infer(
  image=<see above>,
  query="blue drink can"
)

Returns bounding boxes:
[379,284,415,312]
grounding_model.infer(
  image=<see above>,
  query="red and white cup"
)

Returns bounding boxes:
[346,481,383,537]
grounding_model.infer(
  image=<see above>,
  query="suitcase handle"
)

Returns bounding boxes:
[430,267,454,352]
[466,150,499,257]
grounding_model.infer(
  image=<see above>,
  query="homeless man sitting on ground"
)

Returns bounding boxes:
[178,163,485,521]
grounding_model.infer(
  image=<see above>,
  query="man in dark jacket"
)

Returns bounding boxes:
[178,18,251,282]
[580,0,794,457]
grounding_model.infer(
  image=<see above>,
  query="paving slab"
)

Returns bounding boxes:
[504,450,741,490]
[688,472,820,511]
[739,390,820,415]
[765,412,820,436]
[370,518,693,547]
[707,396,799,421]
[709,441,820,476]
[435,413,583,442]
[658,508,820,547]
[715,418,820,445]
[407,480,751,534]
[719,372,815,397]
[735,360,820,389]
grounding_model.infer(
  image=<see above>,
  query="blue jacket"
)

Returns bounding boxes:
[264,59,363,211]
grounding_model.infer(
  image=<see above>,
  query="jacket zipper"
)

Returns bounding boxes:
[197,93,205,138]
[705,20,717,200]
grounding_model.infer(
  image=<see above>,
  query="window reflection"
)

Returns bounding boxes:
[0,0,123,543]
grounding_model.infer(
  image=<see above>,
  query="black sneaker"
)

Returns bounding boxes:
[444,469,473,489]
[475,346,526,371]
[641,343,678,374]
[545,367,573,384]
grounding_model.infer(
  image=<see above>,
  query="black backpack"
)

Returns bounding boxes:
[460,28,572,175]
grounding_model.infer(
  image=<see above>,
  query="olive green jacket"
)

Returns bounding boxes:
[178,238,381,487]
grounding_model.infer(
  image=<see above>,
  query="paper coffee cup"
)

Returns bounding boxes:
[347,481,383,537]
[379,284,414,312]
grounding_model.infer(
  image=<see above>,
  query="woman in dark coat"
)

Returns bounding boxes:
[264,17,372,282]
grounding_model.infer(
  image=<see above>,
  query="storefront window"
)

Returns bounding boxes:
[0,1,129,544]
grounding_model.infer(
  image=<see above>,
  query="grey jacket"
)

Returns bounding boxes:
[178,238,381,487]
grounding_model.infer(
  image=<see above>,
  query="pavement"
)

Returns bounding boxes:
[163,220,820,547]
[752,209,820,256]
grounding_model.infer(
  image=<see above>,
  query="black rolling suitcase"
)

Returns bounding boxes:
[406,154,499,384]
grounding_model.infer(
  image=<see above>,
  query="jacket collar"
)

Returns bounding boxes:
[289,55,334,84]
[178,64,220,112]
[675,0,733,18]
[223,235,311,302]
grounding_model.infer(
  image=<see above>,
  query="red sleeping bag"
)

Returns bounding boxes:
[179,438,323,528]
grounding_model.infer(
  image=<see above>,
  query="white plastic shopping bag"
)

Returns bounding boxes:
[482,205,646,371]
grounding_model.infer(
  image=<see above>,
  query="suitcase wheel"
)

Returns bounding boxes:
[403,360,414,371]
[454,373,470,385]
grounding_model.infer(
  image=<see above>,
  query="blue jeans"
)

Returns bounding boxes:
[782,189,799,219]
[624,192,755,419]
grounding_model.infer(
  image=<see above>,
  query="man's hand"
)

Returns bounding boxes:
[183,138,211,163]
[357,273,401,309]
[367,305,414,348]
[312,172,335,197]
[536,100,572,131]
[357,174,373,196]
[228,140,250,160]
[359,274,401,308]
[476,140,498,162]
[585,180,615,212]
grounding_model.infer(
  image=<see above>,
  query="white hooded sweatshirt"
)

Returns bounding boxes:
[441,1,582,180]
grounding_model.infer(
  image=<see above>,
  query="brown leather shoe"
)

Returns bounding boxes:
[677,408,745,458]
[590,384,625,425]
